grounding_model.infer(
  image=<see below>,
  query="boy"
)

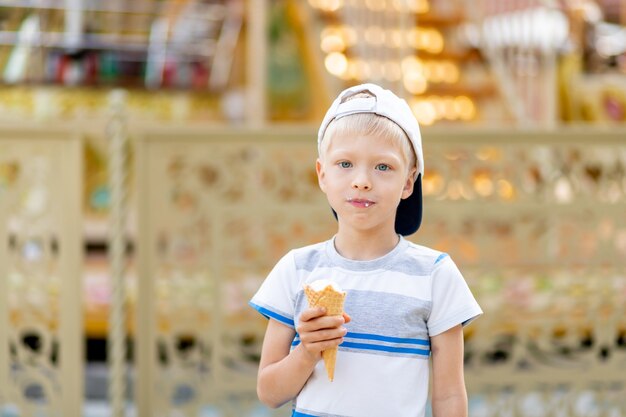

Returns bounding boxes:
[249,83,482,417]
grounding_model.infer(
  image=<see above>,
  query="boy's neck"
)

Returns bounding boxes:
[334,229,401,261]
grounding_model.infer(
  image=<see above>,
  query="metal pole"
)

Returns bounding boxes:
[107,89,128,417]
[0,197,8,411]
[246,0,268,126]
[59,132,85,417]
[64,0,84,50]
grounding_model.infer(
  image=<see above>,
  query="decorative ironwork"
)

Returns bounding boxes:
[135,128,626,416]
[136,132,330,417]
[2,126,624,416]
[0,129,83,417]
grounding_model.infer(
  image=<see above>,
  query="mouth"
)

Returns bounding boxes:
[347,198,375,208]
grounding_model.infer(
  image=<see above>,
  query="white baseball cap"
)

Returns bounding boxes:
[317,83,424,235]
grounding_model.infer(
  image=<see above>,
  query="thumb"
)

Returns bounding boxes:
[342,312,351,324]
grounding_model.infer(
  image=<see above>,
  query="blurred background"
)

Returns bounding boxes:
[0,0,625,416]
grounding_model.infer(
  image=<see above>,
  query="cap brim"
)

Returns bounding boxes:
[395,174,422,236]
[329,174,423,236]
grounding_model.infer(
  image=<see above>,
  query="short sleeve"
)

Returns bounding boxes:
[427,255,482,337]
[249,251,299,328]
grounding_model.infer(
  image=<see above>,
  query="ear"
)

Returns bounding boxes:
[401,167,417,199]
[316,158,327,193]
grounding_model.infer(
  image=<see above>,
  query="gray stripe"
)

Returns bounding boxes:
[295,289,431,341]
[338,346,430,359]
[293,238,442,276]
[344,290,430,338]
[384,253,438,275]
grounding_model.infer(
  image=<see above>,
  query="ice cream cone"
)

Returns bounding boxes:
[304,283,346,382]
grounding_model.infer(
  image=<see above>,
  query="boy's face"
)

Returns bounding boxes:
[316,133,416,235]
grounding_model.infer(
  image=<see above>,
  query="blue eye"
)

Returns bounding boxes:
[339,161,352,168]
[376,164,390,171]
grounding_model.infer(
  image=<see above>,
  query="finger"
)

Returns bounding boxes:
[305,336,346,353]
[311,315,345,330]
[299,307,327,322]
[300,327,347,344]
[296,312,338,335]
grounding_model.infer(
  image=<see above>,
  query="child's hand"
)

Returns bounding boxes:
[296,307,349,362]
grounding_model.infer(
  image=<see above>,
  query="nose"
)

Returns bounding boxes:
[352,170,371,190]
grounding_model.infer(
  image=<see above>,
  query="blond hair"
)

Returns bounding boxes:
[319,91,417,172]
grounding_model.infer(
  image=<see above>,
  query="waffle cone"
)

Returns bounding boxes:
[304,284,346,382]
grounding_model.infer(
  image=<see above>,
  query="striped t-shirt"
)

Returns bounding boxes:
[250,236,482,417]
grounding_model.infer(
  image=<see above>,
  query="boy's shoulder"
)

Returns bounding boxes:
[287,240,330,271]
[404,240,443,257]
[402,240,451,272]
[290,240,328,255]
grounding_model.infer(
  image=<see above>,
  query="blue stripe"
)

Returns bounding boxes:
[434,253,448,264]
[248,302,294,327]
[292,411,316,417]
[292,333,429,349]
[346,332,429,346]
[340,341,430,356]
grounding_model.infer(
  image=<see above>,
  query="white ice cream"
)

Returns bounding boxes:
[309,279,342,292]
